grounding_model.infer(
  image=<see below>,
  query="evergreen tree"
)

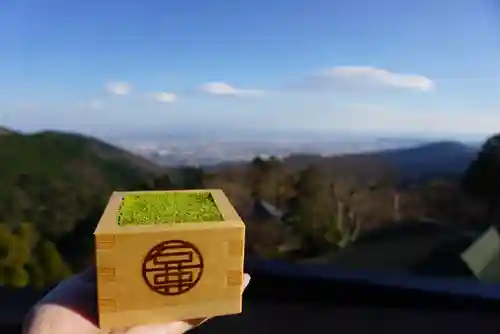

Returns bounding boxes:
[462,134,500,223]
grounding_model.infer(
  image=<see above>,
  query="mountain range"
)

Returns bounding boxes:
[0,126,480,188]
[208,140,478,185]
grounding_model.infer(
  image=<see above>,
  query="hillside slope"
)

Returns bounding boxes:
[374,141,477,180]
[0,126,16,136]
[0,130,164,185]
[0,130,167,236]
[279,141,477,182]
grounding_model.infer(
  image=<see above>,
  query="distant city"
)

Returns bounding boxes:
[106,131,484,167]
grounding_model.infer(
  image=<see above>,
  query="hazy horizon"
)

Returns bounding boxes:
[0,123,489,145]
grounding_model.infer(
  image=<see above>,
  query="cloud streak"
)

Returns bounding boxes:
[105,81,132,96]
[153,92,177,103]
[199,82,264,97]
[285,66,435,92]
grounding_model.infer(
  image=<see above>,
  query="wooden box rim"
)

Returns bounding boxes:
[94,189,244,235]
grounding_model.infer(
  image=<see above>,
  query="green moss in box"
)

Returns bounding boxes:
[117,192,223,226]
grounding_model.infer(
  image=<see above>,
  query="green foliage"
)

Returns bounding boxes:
[0,128,493,287]
[0,225,10,261]
[285,166,330,235]
[0,131,178,288]
[178,167,205,189]
[281,166,337,256]
[150,175,175,190]
[57,207,102,272]
[4,266,30,288]
[0,131,163,238]
[462,134,500,200]
[16,222,40,249]
[36,239,71,285]
[25,259,46,290]
[248,156,289,206]
[118,192,222,225]
[0,227,30,268]
[0,222,72,289]
[462,134,500,223]
[249,157,269,199]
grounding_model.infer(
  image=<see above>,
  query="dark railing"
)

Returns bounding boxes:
[244,259,500,310]
[3,260,500,333]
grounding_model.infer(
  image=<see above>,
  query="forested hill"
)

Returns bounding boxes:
[0,126,16,135]
[0,128,492,290]
[209,141,478,184]
[0,129,173,288]
[0,129,164,179]
[284,141,475,178]
[372,141,478,180]
[0,129,174,232]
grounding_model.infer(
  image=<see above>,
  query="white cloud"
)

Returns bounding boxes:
[199,82,264,97]
[287,66,435,92]
[153,92,177,103]
[105,81,132,96]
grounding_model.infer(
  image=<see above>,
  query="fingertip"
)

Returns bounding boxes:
[243,273,251,290]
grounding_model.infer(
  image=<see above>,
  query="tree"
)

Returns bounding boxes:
[0,223,34,288]
[36,239,71,285]
[4,266,30,288]
[16,222,40,249]
[179,167,204,189]
[324,200,362,248]
[2,188,29,227]
[1,229,30,268]
[248,157,269,199]
[284,166,331,254]
[151,174,175,190]
[249,156,291,207]
[57,206,101,272]
[462,134,500,222]
[324,183,362,248]
[0,224,10,262]
[25,259,46,289]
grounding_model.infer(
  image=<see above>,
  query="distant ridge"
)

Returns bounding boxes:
[373,141,478,181]
[0,130,167,202]
[0,126,18,135]
[207,140,478,184]
[38,130,165,175]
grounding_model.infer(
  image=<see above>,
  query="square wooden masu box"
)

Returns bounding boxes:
[94,189,246,329]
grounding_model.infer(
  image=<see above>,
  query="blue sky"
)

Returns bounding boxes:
[1,0,500,138]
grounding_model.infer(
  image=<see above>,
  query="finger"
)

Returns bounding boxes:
[22,267,100,334]
[243,273,251,291]
[39,269,99,325]
[23,303,100,334]
[24,269,251,334]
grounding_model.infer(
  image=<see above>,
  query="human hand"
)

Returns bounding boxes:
[22,267,251,334]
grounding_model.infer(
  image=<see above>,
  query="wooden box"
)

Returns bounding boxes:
[94,189,246,329]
